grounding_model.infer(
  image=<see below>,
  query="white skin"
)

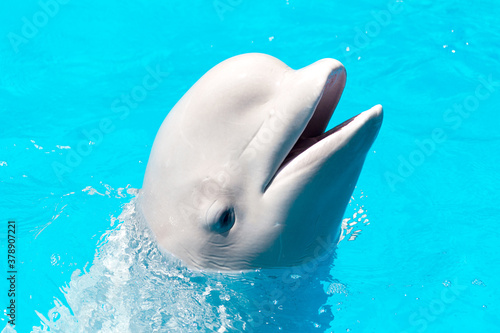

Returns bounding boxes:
[139,53,383,270]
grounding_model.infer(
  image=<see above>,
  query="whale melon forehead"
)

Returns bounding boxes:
[209,53,290,79]
[158,55,294,174]
[190,53,291,116]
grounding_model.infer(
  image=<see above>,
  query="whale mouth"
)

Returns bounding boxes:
[279,68,347,169]
[273,68,383,180]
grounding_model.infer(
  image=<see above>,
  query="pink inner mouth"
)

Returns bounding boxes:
[278,68,351,170]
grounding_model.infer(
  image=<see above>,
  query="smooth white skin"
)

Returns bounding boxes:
[139,53,383,270]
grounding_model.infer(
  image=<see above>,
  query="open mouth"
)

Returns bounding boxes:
[260,60,383,193]
[278,68,349,170]
[274,67,382,177]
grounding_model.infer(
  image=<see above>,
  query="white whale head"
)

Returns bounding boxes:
[139,53,383,270]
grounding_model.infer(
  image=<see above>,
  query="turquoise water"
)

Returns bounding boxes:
[1,0,500,331]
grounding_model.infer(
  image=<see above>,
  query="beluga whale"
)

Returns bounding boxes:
[139,53,383,270]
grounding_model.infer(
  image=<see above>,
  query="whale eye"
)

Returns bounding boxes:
[206,202,235,234]
[214,208,235,233]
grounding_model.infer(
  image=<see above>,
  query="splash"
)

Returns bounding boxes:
[30,199,341,332]
[339,190,372,243]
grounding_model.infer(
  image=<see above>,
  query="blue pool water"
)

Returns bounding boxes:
[1,0,500,331]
